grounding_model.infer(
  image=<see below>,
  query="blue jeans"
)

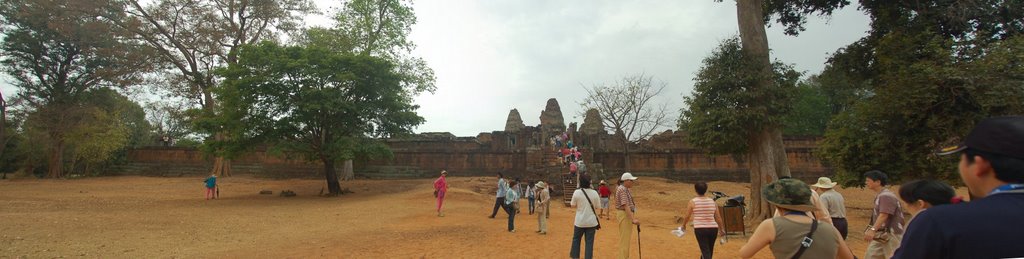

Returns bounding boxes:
[528,197,536,214]
[570,226,597,259]
[503,203,516,231]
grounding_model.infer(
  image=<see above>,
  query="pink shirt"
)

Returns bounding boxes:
[691,197,719,229]
[434,176,448,192]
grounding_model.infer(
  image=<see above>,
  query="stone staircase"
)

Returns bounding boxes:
[561,173,577,206]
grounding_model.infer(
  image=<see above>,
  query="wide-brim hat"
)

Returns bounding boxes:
[763,178,816,212]
[810,177,837,189]
[536,181,547,189]
[599,180,607,185]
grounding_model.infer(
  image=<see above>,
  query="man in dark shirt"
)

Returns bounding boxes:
[893,116,1024,259]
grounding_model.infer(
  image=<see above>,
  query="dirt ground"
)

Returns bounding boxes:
[0,175,969,258]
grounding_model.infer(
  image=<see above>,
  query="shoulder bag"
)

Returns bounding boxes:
[580,189,601,230]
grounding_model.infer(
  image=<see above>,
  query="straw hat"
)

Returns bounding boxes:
[599,180,607,185]
[810,177,837,189]
[535,181,547,189]
[763,178,816,212]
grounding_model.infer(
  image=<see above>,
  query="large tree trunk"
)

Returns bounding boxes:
[746,130,783,222]
[0,90,6,162]
[341,159,354,181]
[47,140,65,178]
[770,127,792,179]
[736,0,792,222]
[203,89,232,177]
[210,156,232,177]
[323,159,342,195]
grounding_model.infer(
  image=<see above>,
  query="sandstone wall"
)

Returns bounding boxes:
[118,136,829,183]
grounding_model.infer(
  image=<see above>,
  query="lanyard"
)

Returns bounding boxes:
[989,184,1024,196]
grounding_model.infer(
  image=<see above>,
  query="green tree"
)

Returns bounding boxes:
[680,37,800,154]
[0,0,148,178]
[296,0,435,180]
[782,76,832,136]
[216,42,423,195]
[813,1,1024,185]
[822,33,1024,185]
[16,88,148,176]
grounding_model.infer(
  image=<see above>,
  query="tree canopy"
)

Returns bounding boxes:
[216,41,423,195]
[0,0,149,177]
[812,1,1024,185]
[679,37,800,156]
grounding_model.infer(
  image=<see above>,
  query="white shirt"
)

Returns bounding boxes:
[571,188,602,228]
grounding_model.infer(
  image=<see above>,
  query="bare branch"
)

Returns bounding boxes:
[579,73,670,143]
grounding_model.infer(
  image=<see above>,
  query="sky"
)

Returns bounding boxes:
[1,1,872,137]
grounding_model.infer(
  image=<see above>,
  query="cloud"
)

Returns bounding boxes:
[1,0,871,138]
[405,0,870,136]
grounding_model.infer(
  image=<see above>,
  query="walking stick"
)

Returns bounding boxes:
[637,225,642,259]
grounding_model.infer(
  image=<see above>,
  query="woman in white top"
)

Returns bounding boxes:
[569,176,601,259]
[681,182,725,259]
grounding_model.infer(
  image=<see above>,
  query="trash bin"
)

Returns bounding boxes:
[720,195,746,236]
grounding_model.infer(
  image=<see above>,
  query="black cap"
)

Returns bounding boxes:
[937,116,1024,159]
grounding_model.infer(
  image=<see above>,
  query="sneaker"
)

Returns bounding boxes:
[488,216,495,219]
[539,231,547,235]
[438,213,444,217]
[510,230,516,233]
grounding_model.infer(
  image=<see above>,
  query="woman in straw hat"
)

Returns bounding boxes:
[535,181,550,234]
[739,178,854,259]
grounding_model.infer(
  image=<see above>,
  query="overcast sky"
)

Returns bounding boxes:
[1,1,871,137]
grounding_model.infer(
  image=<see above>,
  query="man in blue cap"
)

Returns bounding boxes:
[893,116,1024,258]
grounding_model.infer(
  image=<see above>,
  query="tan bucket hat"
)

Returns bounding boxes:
[810,177,838,189]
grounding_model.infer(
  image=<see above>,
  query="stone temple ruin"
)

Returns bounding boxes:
[118,98,826,184]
